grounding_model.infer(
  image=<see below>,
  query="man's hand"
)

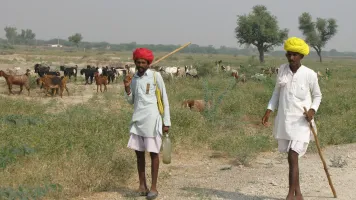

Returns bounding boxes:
[262,109,272,127]
[163,126,169,133]
[304,109,315,122]
[123,75,132,94]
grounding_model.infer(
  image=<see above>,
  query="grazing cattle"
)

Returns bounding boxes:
[34,64,50,77]
[80,65,97,84]
[181,99,212,112]
[34,63,60,77]
[240,73,247,83]
[94,72,108,93]
[94,67,103,75]
[0,70,30,95]
[176,67,186,77]
[102,66,116,84]
[37,75,69,98]
[115,68,127,77]
[231,70,239,79]
[261,67,273,77]
[159,66,178,79]
[125,65,136,75]
[221,65,231,72]
[60,65,78,80]
[185,65,199,78]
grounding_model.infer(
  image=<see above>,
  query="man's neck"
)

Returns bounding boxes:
[137,69,148,77]
[289,63,301,73]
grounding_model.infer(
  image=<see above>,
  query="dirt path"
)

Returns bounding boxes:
[74,143,356,200]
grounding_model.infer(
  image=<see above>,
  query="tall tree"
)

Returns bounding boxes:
[18,29,36,44]
[68,33,83,47]
[235,5,288,63]
[298,12,338,62]
[4,26,17,45]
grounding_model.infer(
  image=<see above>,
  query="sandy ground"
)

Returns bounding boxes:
[71,143,355,200]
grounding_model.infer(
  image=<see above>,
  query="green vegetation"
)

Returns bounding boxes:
[0,49,355,198]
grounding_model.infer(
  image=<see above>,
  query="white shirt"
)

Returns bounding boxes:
[125,69,171,137]
[267,64,322,142]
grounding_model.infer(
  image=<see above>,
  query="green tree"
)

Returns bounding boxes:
[235,5,288,63]
[298,12,338,62]
[4,26,17,45]
[17,29,36,44]
[68,33,83,47]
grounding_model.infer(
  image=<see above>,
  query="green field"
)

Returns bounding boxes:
[0,48,355,199]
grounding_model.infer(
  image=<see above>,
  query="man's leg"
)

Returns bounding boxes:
[287,150,303,200]
[149,152,159,193]
[135,150,148,193]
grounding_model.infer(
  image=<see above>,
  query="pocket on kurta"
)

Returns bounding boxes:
[294,84,308,100]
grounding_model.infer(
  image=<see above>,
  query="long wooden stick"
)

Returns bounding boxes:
[150,42,191,66]
[303,107,337,198]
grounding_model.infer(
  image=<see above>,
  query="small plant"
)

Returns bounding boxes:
[330,155,347,168]
[0,183,62,199]
[0,144,35,169]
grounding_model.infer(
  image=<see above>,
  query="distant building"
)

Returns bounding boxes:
[49,44,63,48]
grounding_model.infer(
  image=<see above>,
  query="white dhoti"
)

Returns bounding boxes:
[127,133,162,153]
[278,139,309,157]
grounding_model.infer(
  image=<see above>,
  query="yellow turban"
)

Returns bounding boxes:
[284,37,309,56]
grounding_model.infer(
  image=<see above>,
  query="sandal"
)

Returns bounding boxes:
[138,190,149,196]
[146,191,158,200]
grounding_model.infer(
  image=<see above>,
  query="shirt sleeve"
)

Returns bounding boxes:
[267,65,283,111]
[267,82,280,112]
[309,71,322,112]
[156,72,171,127]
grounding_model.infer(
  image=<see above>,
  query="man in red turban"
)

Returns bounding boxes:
[123,48,171,200]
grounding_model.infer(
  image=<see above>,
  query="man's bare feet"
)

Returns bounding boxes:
[286,194,294,200]
[295,195,304,200]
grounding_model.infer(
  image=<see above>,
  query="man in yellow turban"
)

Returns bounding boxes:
[262,37,322,200]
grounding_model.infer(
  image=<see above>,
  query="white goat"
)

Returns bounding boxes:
[159,66,178,79]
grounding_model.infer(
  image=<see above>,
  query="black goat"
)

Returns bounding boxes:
[60,65,78,80]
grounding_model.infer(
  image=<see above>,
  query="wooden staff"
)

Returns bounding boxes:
[303,107,337,198]
[150,42,191,66]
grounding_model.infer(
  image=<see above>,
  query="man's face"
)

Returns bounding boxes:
[285,51,303,67]
[135,58,149,74]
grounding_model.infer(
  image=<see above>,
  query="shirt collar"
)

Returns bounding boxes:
[287,64,304,74]
[134,68,152,78]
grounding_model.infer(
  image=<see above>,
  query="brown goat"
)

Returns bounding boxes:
[0,70,30,95]
[181,99,212,112]
[94,72,108,92]
[38,75,69,98]
[231,70,239,79]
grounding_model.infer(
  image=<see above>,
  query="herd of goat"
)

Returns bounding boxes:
[0,61,329,110]
[0,63,203,97]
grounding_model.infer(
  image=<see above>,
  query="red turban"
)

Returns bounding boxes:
[132,48,154,64]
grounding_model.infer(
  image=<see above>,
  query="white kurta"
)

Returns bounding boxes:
[125,69,171,138]
[267,64,322,142]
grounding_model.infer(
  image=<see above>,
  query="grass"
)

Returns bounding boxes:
[0,49,356,199]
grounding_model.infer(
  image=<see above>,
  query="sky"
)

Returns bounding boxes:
[1,0,355,52]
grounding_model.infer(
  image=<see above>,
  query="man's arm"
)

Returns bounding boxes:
[309,71,322,112]
[262,68,281,126]
[123,77,134,104]
[157,73,171,127]
[267,80,281,112]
